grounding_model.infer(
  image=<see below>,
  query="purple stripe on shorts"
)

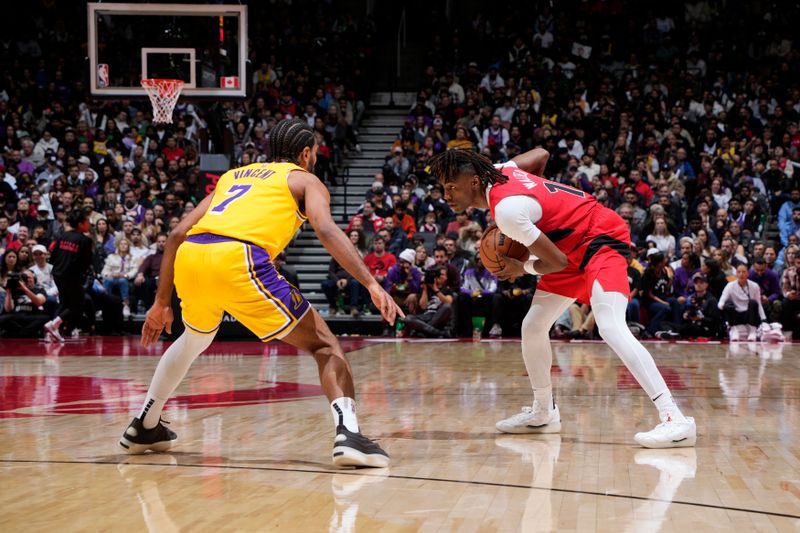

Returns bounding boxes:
[248,245,310,320]
[186,233,239,245]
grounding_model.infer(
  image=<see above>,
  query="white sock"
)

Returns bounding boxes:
[534,385,554,411]
[331,397,359,433]
[51,316,63,327]
[140,330,214,429]
[652,392,686,423]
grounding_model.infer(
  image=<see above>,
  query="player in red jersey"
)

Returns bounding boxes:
[427,149,696,448]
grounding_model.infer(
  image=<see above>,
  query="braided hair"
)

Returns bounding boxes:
[427,149,507,189]
[268,118,315,164]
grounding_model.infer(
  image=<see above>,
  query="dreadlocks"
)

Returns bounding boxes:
[268,118,316,164]
[427,149,508,189]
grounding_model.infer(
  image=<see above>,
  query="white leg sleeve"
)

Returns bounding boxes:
[140,330,215,428]
[521,290,575,390]
[590,281,669,399]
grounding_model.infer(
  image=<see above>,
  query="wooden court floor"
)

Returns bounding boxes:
[1,336,799,532]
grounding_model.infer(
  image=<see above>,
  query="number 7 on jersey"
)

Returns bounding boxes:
[210,184,252,214]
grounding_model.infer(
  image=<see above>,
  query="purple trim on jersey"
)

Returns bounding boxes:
[186,233,239,245]
[248,244,310,322]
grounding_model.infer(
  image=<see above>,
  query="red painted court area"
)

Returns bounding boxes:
[0,336,374,358]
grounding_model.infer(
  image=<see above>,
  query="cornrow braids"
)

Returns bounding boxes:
[268,118,316,164]
[427,149,508,189]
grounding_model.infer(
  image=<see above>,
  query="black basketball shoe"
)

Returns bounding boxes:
[332,425,390,468]
[119,417,177,454]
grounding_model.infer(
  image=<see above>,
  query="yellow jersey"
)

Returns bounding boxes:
[188,162,307,258]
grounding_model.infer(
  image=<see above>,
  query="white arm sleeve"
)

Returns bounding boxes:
[493,195,543,247]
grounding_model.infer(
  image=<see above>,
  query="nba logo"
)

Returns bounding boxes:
[220,76,239,89]
[97,64,109,88]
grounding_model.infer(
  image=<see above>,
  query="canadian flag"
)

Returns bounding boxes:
[220,76,240,89]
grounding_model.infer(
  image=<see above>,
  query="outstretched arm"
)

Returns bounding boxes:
[511,147,549,176]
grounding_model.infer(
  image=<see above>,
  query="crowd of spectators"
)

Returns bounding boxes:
[324,1,800,340]
[0,2,373,339]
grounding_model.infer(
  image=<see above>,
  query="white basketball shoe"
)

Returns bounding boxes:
[634,415,697,449]
[496,401,561,434]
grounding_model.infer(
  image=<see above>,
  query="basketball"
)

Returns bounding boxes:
[479,225,530,275]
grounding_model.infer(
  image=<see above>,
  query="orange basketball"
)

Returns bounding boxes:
[479,225,530,275]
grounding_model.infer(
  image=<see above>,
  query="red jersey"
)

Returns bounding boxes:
[489,166,632,302]
[489,166,601,257]
[364,252,396,277]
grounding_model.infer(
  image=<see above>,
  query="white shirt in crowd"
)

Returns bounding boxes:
[718,279,767,320]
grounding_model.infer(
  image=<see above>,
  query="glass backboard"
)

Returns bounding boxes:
[88,3,247,98]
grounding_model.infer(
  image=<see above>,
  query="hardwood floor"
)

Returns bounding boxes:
[1,337,798,532]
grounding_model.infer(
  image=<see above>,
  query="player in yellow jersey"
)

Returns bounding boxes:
[119,119,402,468]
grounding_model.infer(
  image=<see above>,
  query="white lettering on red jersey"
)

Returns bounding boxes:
[489,166,600,253]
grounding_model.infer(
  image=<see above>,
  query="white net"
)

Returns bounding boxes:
[141,79,184,124]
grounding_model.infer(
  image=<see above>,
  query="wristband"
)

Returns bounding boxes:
[523,259,540,276]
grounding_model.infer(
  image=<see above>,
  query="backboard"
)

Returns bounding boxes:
[87,3,247,98]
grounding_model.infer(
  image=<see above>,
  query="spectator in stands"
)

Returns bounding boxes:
[384,248,421,314]
[402,265,453,338]
[780,253,800,339]
[432,245,461,292]
[321,256,363,317]
[457,222,482,256]
[777,189,800,244]
[645,218,676,258]
[776,244,798,276]
[347,229,368,258]
[0,270,48,338]
[418,184,452,225]
[678,273,722,339]
[29,244,57,309]
[443,237,469,274]
[101,238,138,319]
[392,202,416,239]
[0,249,20,309]
[749,257,782,322]
[414,245,436,270]
[447,126,474,151]
[641,251,681,336]
[455,256,501,337]
[380,218,408,257]
[128,228,151,264]
[133,233,166,311]
[780,207,800,248]
[719,264,767,338]
[346,200,385,240]
[385,146,411,184]
[363,235,396,287]
[673,252,700,305]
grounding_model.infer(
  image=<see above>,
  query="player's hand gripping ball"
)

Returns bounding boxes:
[479,225,530,276]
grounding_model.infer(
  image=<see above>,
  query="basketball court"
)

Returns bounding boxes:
[1,337,799,531]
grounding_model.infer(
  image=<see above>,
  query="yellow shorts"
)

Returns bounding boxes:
[174,233,309,341]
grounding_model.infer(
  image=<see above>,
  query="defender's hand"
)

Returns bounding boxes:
[368,284,404,325]
[141,301,173,347]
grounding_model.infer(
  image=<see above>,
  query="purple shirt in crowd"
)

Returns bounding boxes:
[383,265,421,296]
[673,266,699,298]
[749,268,781,302]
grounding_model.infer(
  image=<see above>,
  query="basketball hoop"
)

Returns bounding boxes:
[141,79,185,124]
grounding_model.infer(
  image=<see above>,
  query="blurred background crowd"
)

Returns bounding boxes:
[1,1,798,341]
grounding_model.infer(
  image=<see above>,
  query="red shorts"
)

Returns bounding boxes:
[536,208,631,304]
